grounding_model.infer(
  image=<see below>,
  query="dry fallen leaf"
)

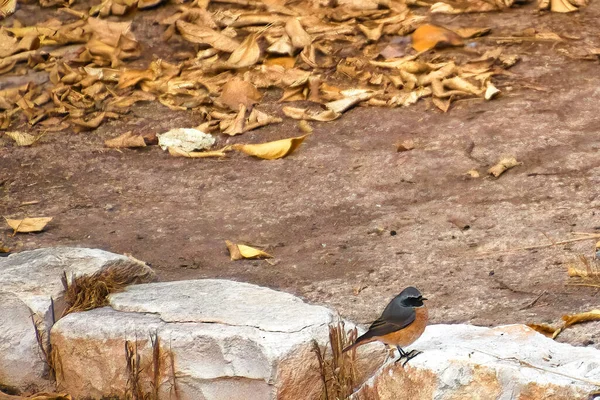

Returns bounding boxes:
[562,309,600,328]
[455,27,492,39]
[232,135,308,160]
[298,120,313,133]
[488,156,522,177]
[465,169,480,178]
[411,24,464,52]
[167,146,229,158]
[104,131,146,148]
[283,107,341,122]
[5,217,53,234]
[225,240,272,260]
[0,0,16,19]
[175,20,240,52]
[285,18,312,49]
[219,79,263,111]
[228,33,261,68]
[527,323,561,338]
[396,140,415,152]
[4,131,38,146]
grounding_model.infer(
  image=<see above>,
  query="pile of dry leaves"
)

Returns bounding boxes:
[0,0,587,154]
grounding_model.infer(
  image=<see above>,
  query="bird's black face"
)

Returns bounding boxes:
[401,295,426,308]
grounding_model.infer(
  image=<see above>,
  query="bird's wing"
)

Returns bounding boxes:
[359,302,416,341]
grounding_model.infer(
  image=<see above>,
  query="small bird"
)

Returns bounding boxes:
[342,287,428,365]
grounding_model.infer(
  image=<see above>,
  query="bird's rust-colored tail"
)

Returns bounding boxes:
[342,336,372,353]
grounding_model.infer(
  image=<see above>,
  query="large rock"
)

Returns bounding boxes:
[51,279,383,400]
[351,324,600,400]
[0,247,155,394]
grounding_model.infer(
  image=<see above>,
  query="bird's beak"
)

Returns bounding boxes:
[422,297,428,301]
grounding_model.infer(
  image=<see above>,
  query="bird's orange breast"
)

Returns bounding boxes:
[374,305,428,347]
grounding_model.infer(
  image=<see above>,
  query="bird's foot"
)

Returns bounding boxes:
[401,350,422,367]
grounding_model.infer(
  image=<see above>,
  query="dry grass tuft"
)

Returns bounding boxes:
[567,255,600,288]
[61,261,153,317]
[124,333,179,400]
[313,321,358,400]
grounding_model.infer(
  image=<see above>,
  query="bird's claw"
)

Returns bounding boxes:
[394,349,422,367]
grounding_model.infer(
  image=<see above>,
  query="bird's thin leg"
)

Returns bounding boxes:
[394,346,407,364]
[401,349,423,367]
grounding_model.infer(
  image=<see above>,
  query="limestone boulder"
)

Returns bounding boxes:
[51,279,383,400]
[0,247,155,394]
[351,324,600,400]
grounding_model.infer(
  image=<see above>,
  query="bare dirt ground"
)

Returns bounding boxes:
[2,0,600,346]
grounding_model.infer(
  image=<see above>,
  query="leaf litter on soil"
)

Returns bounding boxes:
[0,0,587,155]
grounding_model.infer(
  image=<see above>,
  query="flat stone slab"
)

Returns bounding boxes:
[0,247,155,394]
[51,279,381,400]
[352,324,600,400]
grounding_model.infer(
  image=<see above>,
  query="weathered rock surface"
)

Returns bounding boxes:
[51,279,383,400]
[0,247,155,394]
[351,324,600,400]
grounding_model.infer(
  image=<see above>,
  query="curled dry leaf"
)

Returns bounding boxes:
[396,139,415,152]
[411,24,464,52]
[71,112,106,131]
[232,134,308,160]
[5,217,53,233]
[285,18,312,49]
[455,27,492,39]
[488,156,522,177]
[527,323,561,338]
[283,107,341,121]
[104,131,146,148]
[225,240,272,260]
[465,169,480,178]
[0,0,16,19]
[167,147,230,158]
[484,82,501,100]
[175,20,240,52]
[562,309,600,328]
[228,33,261,68]
[219,79,262,110]
[298,120,313,133]
[4,131,38,146]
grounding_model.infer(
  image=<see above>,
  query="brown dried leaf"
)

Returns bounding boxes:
[282,107,341,121]
[5,217,53,233]
[219,79,262,110]
[228,33,261,68]
[527,323,561,338]
[105,131,146,148]
[175,20,240,52]
[412,24,463,52]
[168,147,230,158]
[232,134,308,159]
[455,27,491,39]
[225,240,272,260]
[285,18,312,49]
[488,156,522,177]
[71,112,106,131]
[396,139,415,152]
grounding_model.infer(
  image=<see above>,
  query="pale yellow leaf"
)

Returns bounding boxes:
[175,20,240,52]
[232,135,308,160]
[167,147,230,158]
[282,107,340,122]
[488,157,522,177]
[5,217,53,233]
[4,131,38,146]
[219,79,262,110]
[225,240,272,260]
